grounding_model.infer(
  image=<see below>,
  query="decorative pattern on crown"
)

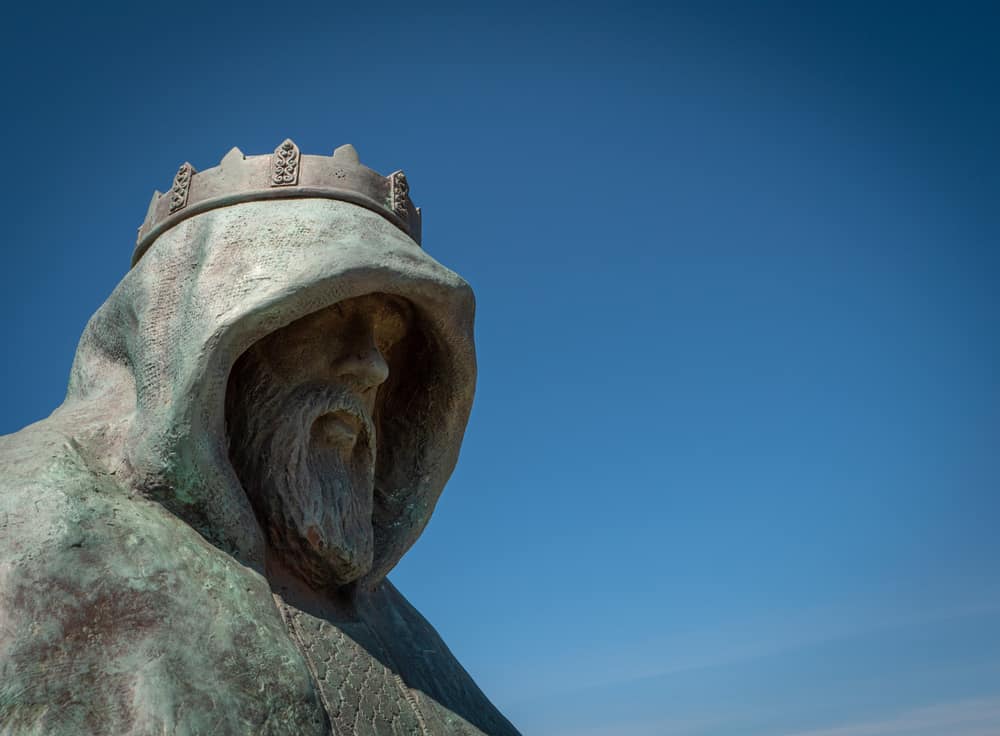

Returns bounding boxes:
[133,139,422,266]
[389,171,409,219]
[169,163,195,213]
[271,139,300,187]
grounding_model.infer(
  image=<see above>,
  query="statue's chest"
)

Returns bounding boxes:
[274,597,430,735]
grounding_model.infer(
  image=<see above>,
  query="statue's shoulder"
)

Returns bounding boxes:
[364,581,522,736]
[0,425,328,736]
[0,422,108,563]
[0,425,139,734]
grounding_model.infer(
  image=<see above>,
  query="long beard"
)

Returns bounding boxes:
[227,370,377,588]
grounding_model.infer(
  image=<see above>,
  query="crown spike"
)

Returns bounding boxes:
[332,144,360,164]
[146,189,162,216]
[139,190,163,230]
[220,146,245,168]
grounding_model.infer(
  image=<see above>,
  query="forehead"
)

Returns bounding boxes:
[333,292,410,318]
[275,292,411,338]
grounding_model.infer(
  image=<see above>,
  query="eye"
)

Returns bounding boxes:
[374,302,409,352]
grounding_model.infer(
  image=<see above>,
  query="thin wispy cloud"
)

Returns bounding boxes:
[543,712,737,736]
[535,696,1000,736]
[506,596,1000,706]
[507,611,1000,736]
[781,697,1000,736]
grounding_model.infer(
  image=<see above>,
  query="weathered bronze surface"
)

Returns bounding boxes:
[0,144,518,735]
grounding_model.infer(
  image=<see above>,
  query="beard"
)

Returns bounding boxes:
[226,360,377,588]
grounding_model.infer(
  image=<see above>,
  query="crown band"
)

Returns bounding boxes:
[132,141,422,266]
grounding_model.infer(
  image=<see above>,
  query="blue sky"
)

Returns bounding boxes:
[2,2,998,734]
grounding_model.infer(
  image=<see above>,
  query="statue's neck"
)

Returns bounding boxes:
[264,553,367,621]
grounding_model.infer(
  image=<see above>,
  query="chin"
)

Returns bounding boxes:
[298,521,375,586]
[266,477,377,589]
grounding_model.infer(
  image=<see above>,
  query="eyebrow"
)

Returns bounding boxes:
[376,294,413,322]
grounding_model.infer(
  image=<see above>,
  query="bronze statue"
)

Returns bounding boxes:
[0,142,519,735]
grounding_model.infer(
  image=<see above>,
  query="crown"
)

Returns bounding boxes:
[132,140,422,266]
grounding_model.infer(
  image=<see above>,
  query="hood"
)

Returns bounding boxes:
[60,198,476,586]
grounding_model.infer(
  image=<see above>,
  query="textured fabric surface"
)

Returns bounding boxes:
[0,200,518,735]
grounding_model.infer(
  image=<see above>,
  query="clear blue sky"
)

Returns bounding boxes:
[2,2,998,734]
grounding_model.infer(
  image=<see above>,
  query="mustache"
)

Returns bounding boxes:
[269,382,375,457]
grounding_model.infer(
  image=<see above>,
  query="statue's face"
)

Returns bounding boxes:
[225,293,410,588]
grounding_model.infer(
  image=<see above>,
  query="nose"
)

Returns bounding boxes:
[332,331,389,391]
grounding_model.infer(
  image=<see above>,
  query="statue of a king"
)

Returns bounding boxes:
[0,141,520,736]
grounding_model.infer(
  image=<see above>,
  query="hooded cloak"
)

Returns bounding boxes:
[0,199,519,735]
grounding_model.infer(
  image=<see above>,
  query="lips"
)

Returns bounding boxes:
[312,409,364,449]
